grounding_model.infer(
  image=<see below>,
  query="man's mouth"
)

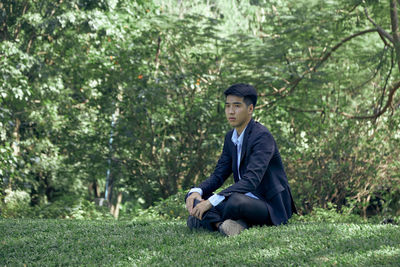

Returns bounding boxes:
[228,117,235,121]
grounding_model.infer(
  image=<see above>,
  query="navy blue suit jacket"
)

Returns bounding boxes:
[196,119,296,225]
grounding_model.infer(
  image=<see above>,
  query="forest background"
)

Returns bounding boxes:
[1,0,400,220]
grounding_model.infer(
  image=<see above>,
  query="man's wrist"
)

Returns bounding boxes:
[189,192,200,198]
[189,188,203,196]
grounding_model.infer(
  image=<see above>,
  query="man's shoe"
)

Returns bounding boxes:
[218,219,248,236]
[187,215,202,230]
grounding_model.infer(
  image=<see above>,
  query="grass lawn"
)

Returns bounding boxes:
[1,218,399,266]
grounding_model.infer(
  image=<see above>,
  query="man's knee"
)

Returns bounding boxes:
[224,193,247,215]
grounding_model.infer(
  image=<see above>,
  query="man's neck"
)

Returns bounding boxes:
[235,118,251,136]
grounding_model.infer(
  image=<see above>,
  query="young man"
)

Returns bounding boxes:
[185,83,296,236]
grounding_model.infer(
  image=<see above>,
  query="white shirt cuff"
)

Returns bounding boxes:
[208,194,225,206]
[189,188,203,196]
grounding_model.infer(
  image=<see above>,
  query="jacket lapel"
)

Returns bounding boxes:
[239,119,255,167]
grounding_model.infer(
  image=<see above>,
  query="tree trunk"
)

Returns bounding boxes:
[111,192,123,219]
[8,118,21,189]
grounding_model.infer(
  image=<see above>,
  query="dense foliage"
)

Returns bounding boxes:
[1,0,399,218]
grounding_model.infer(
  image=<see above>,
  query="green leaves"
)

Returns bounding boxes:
[1,0,399,217]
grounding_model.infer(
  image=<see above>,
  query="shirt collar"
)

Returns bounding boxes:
[231,126,247,146]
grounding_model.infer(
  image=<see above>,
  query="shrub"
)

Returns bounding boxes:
[30,196,112,220]
[148,190,187,220]
[0,192,112,220]
[290,203,367,224]
[0,189,31,218]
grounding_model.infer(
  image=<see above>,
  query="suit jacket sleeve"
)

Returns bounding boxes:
[197,132,233,199]
[218,131,274,197]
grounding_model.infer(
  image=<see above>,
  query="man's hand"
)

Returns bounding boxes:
[191,199,212,220]
[185,192,202,214]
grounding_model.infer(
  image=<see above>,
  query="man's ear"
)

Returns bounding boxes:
[248,104,254,114]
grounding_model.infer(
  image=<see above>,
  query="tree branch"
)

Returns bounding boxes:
[258,29,378,103]
[26,34,35,53]
[390,0,400,70]
[338,1,400,119]
[313,29,378,71]
[348,2,363,13]
[13,1,29,40]
[155,35,161,66]
[377,30,391,47]
[364,5,394,43]
[340,80,400,119]
[379,47,394,109]
[287,106,325,114]
[344,45,388,96]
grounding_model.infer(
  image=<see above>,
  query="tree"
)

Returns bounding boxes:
[1,0,399,217]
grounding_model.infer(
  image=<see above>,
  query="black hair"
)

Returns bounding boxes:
[243,96,254,107]
[224,83,257,107]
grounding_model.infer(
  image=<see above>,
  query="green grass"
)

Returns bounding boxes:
[1,219,399,266]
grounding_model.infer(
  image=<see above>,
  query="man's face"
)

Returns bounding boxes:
[225,95,253,131]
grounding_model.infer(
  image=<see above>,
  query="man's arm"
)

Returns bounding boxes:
[195,133,233,198]
[185,133,233,218]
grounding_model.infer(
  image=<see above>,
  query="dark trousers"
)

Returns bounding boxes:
[196,193,272,231]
